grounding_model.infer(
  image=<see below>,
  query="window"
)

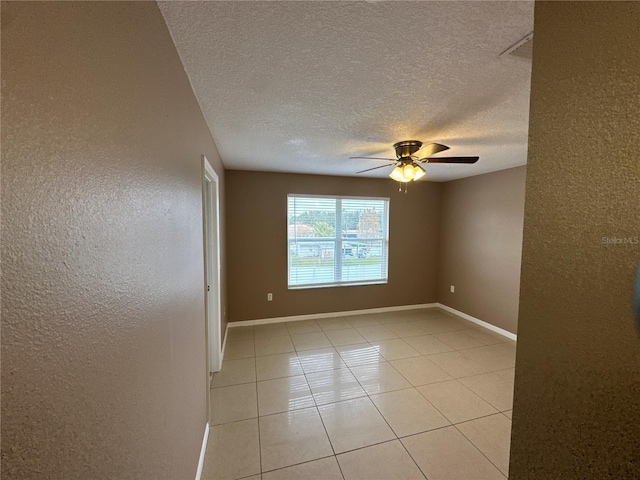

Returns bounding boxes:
[287,195,389,289]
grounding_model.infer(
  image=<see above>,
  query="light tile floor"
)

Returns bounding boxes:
[202,308,515,480]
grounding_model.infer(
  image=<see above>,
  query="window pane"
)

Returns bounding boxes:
[342,199,386,239]
[288,195,389,289]
[289,247,336,286]
[288,197,336,238]
[288,197,337,287]
[342,240,385,282]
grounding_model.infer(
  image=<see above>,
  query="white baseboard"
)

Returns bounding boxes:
[225,302,516,341]
[437,303,517,341]
[227,303,438,327]
[195,422,210,480]
[220,322,229,364]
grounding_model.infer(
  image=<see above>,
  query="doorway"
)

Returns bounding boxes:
[203,156,222,374]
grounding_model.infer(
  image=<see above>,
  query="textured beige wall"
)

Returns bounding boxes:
[510,2,640,478]
[1,2,225,478]
[438,167,526,334]
[225,171,441,321]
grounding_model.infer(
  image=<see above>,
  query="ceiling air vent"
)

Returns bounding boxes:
[500,31,533,60]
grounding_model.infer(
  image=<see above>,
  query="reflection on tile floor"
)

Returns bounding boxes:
[202,308,515,479]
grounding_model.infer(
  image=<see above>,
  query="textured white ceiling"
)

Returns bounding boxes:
[159,1,534,182]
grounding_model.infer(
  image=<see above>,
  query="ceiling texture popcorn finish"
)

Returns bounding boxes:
[159,1,534,182]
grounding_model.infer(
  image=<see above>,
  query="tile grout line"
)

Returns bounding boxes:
[452,420,510,478]
[393,353,512,477]
[292,320,346,480]
[208,389,509,428]
[351,374,429,479]
[253,329,263,477]
[258,454,339,477]
[397,438,431,480]
[322,317,429,477]
[347,315,512,477]
[337,336,434,480]
[223,310,514,478]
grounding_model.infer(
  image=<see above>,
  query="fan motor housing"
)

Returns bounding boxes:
[393,140,423,160]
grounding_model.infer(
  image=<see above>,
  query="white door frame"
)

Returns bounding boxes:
[203,156,222,373]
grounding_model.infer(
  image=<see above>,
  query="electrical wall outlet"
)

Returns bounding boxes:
[267,293,273,301]
[450,285,455,293]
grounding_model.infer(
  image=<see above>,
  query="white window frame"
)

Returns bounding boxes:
[287,194,390,289]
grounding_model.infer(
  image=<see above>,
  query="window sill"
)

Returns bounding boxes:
[288,280,388,290]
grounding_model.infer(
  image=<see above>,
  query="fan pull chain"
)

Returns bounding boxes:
[398,182,409,194]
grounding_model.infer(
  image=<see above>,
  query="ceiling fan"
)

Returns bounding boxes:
[350,140,479,183]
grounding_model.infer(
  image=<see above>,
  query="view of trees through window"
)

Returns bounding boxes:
[287,195,389,288]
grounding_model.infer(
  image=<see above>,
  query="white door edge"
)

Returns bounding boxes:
[203,156,222,373]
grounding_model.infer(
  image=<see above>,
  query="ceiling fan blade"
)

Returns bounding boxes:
[355,163,397,174]
[413,143,449,158]
[349,156,396,161]
[421,156,479,164]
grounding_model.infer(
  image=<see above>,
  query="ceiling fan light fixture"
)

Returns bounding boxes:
[403,164,415,180]
[352,140,477,184]
[389,166,406,182]
[389,163,425,182]
[413,164,426,180]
